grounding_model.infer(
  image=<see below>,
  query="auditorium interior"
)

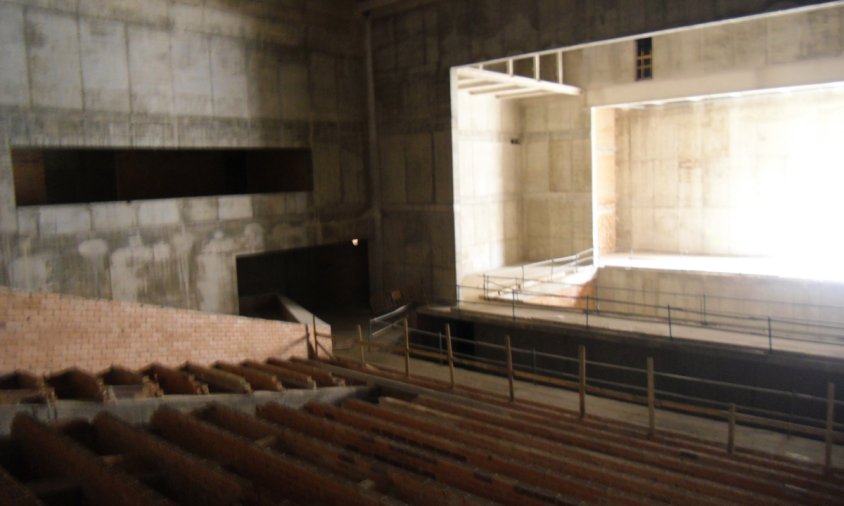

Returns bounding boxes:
[1,0,844,503]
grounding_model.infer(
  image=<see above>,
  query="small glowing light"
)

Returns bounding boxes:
[351,238,359,246]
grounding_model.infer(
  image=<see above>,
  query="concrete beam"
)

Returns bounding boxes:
[457,67,581,96]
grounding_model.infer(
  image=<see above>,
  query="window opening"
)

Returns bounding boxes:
[636,37,653,80]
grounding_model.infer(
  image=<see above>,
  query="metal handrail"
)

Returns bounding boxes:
[397,325,844,431]
[465,283,844,351]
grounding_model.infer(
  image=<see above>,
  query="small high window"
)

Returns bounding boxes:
[636,38,653,81]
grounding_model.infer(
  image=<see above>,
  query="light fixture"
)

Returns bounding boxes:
[351,238,359,246]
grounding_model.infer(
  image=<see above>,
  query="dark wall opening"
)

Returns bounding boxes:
[11,147,312,206]
[236,241,370,319]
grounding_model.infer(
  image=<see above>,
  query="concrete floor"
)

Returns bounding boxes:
[335,346,843,468]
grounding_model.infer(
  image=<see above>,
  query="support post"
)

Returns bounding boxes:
[505,335,515,402]
[728,404,736,455]
[768,317,773,352]
[507,58,514,76]
[356,325,366,365]
[578,345,586,419]
[647,357,655,436]
[305,324,313,359]
[667,305,673,340]
[585,296,590,328]
[403,318,410,377]
[556,51,563,84]
[446,324,455,389]
[533,54,540,80]
[312,314,319,360]
[825,382,835,472]
[437,331,443,364]
[456,284,461,315]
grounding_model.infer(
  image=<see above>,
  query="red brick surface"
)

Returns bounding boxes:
[0,288,311,374]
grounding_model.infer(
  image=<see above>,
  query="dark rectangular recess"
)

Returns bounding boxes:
[236,241,370,318]
[11,147,312,206]
[636,37,653,80]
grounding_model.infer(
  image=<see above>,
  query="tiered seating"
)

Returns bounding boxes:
[0,358,840,505]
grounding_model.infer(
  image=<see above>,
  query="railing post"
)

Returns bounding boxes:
[483,274,488,298]
[356,325,366,365]
[403,318,410,377]
[446,324,455,389]
[768,317,773,352]
[825,382,835,472]
[585,296,590,329]
[312,314,319,360]
[667,305,673,340]
[727,403,736,454]
[456,284,461,315]
[578,345,586,418]
[511,290,516,320]
[505,335,515,402]
[305,324,313,359]
[647,357,655,436]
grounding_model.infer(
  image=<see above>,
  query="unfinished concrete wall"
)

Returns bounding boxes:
[370,0,837,302]
[596,266,844,332]
[520,95,592,262]
[0,287,311,374]
[588,5,844,106]
[0,0,368,314]
[452,91,521,278]
[614,86,844,256]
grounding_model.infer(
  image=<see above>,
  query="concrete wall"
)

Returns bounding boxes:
[452,91,521,278]
[370,0,838,301]
[588,4,844,106]
[520,95,592,262]
[595,266,844,333]
[0,0,369,314]
[614,86,844,256]
[452,89,592,278]
[0,287,311,374]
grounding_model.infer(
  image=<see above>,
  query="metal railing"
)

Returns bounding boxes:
[482,248,594,298]
[460,280,844,353]
[475,248,844,349]
[354,318,842,470]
